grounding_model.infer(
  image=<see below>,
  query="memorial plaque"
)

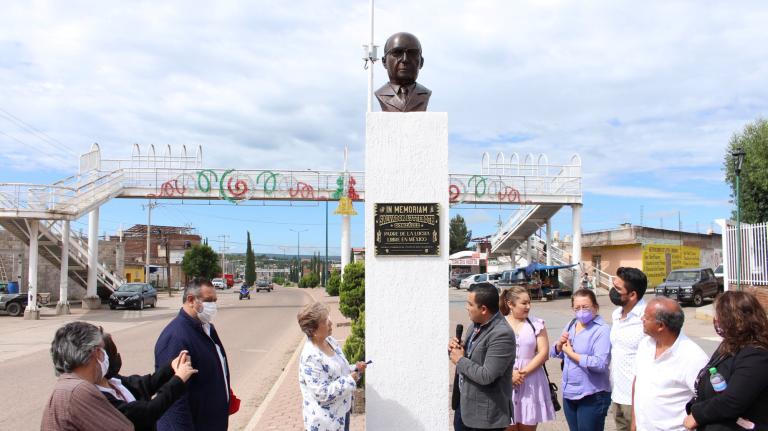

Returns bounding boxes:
[374,203,440,256]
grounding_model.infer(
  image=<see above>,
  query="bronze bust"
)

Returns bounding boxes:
[375,32,431,112]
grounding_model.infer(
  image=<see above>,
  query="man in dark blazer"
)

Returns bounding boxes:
[375,32,432,112]
[449,283,516,431]
[154,279,231,431]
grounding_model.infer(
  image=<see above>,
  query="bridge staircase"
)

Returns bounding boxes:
[489,204,564,257]
[0,218,122,298]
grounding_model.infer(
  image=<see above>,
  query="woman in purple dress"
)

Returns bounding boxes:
[500,286,555,431]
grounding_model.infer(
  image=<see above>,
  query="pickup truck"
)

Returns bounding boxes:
[655,267,719,306]
[0,292,50,317]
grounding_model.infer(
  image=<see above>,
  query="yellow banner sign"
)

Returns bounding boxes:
[642,244,701,287]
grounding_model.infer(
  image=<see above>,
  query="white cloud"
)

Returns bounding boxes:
[0,0,765,198]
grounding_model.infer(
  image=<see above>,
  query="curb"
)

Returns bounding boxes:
[243,286,316,431]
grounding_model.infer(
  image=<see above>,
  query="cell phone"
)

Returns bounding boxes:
[365,360,373,365]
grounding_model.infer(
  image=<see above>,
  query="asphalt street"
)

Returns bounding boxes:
[0,284,310,431]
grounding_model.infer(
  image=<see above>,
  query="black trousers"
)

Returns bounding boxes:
[454,407,506,431]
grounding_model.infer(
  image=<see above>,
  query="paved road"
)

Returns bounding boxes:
[0,284,310,431]
[449,287,721,430]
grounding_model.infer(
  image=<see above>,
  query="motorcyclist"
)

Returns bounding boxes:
[239,283,250,300]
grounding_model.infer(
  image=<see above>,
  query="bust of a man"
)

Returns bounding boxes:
[375,32,431,112]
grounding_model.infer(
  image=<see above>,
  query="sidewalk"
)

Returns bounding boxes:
[244,287,365,431]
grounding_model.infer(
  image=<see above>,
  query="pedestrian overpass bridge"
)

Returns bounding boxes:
[0,144,583,318]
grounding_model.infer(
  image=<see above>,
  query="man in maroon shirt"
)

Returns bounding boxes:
[42,321,132,431]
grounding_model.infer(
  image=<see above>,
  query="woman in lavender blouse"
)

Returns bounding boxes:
[551,289,612,431]
[297,302,367,431]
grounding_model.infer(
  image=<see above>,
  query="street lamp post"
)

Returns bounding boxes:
[733,148,746,291]
[290,229,308,283]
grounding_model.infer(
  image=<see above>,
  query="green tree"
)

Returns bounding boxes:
[245,231,256,286]
[340,262,365,321]
[181,244,221,280]
[299,272,320,288]
[450,214,472,255]
[326,270,341,296]
[725,118,768,223]
[342,311,365,386]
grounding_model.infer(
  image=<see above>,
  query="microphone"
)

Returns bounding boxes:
[455,324,464,344]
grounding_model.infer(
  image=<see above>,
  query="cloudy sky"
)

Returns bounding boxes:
[1,1,766,255]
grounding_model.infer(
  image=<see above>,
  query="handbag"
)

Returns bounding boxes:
[526,318,562,412]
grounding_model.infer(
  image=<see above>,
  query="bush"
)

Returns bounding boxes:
[340,262,365,321]
[272,276,286,286]
[299,272,320,288]
[326,271,341,296]
[343,311,365,386]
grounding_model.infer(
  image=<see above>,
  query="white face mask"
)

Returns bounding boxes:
[97,348,109,379]
[197,301,217,324]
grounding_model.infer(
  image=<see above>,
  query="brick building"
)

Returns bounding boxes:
[101,224,202,288]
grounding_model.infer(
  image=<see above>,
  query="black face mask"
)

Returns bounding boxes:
[609,288,628,306]
[105,352,122,379]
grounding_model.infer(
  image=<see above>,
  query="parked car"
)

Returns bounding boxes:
[109,283,157,310]
[0,292,28,317]
[450,273,473,288]
[255,279,273,292]
[212,278,227,289]
[459,273,487,290]
[487,272,503,287]
[655,267,719,306]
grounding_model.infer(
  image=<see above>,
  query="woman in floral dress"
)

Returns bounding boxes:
[297,302,367,431]
[500,286,555,431]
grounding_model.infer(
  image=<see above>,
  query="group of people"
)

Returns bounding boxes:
[449,267,768,431]
[41,279,235,431]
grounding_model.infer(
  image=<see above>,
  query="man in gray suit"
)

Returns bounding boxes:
[449,283,516,431]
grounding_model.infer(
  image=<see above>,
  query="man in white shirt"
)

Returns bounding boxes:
[609,267,648,431]
[632,297,708,431]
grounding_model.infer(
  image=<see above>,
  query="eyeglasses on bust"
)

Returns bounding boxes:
[385,48,421,59]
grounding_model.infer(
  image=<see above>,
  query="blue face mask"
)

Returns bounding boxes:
[575,309,594,325]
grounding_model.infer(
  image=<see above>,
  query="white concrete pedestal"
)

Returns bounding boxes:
[82,296,101,310]
[23,309,40,320]
[365,112,449,430]
[56,302,71,315]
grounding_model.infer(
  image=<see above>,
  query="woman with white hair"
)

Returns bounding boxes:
[41,321,133,431]
[297,302,367,431]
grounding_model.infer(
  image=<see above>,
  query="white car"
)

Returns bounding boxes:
[212,278,226,289]
[459,273,487,290]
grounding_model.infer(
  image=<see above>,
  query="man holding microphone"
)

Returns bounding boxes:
[449,283,516,431]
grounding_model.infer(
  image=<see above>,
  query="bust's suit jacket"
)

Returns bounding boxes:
[455,313,516,429]
[374,82,431,112]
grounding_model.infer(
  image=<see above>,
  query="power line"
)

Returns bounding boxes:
[0,108,80,157]
[0,129,73,167]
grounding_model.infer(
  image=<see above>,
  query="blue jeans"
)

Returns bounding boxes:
[454,407,466,431]
[563,391,612,431]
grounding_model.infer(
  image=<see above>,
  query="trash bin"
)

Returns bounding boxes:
[7,281,19,294]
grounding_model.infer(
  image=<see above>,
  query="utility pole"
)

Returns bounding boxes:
[217,234,229,276]
[290,229,308,282]
[143,199,160,284]
[165,231,172,297]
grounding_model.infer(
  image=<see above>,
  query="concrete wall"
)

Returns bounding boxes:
[581,244,643,277]
[0,229,85,300]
